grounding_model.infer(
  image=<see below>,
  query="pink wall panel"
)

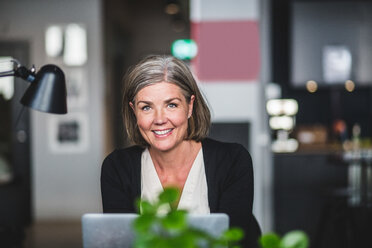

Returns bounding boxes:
[191,21,260,82]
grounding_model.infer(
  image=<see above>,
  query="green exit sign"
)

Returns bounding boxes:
[171,39,198,60]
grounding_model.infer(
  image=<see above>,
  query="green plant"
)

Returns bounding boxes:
[132,187,243,248]
[259,230,309,248]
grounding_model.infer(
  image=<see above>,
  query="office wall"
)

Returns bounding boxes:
[0,0,104,220]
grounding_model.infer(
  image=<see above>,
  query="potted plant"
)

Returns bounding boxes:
[133,187,243,248]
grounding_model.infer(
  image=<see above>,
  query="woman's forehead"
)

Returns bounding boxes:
[135,82,184,99]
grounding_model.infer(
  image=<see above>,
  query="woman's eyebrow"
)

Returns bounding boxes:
[165,97,182,103]
[136,98,181,105]
[136,100,152,105]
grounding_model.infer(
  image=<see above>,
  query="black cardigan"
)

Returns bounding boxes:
[101,138,261,247]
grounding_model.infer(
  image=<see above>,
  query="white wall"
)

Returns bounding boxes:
[0,0,104,220]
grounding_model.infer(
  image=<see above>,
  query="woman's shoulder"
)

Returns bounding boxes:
[103,145,145,166]
[202,138,251,164]
[202,137,247,153]
[201,138,252,177]
[101,145,143,197]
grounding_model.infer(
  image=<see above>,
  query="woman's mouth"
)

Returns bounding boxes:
[153,129,173,136]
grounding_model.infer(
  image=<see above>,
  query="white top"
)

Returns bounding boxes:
[141,148,210,214]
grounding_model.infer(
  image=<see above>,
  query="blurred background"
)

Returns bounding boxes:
[0,0,371,247]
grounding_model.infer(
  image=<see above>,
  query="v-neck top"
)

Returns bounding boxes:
[140,148,210,214]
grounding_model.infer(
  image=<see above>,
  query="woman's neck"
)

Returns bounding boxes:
[149,140,202,191]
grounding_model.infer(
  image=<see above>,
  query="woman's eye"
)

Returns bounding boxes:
[142,106,150,111]
[168,103,177,108]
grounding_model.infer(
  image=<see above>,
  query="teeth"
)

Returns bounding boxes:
[154,129,172,135]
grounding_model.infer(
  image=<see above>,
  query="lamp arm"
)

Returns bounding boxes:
[0,70,15,77]
[0,59,18,77]
[0,59,36,82]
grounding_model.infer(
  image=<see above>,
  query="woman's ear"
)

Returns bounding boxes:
[129,101,135,112]
[188,95,195,118]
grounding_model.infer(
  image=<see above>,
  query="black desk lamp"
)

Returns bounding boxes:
[0,59,67,114]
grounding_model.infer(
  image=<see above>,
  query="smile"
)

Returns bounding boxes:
[153,129,173,136]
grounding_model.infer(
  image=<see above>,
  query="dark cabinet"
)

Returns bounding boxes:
[273,153,348,247]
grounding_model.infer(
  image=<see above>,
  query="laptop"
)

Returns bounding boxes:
[82,213,229,248]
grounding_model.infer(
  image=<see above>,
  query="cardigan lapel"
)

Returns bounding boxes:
[202,138,218,212]
[133,146,144,202]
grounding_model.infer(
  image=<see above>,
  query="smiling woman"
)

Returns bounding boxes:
[100,55,261,247]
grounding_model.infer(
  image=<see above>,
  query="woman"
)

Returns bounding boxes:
[101,55,261,247]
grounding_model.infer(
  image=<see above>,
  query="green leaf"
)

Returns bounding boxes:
[279,230,309,248]
[133,232,156,248]
[161,210,187,230]
[133,214,156,233]
[158,187,180,205]
[168,233,197,248]
[187,227,211,239]
[151,236,172,248]
[259,232,281,248]
[140,201,156,215]
[223,228,244,242]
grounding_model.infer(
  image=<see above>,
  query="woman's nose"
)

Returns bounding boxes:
[154,109,167,125]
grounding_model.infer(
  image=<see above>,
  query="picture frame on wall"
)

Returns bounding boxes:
[322,45,352,84]
[48,113,89,154]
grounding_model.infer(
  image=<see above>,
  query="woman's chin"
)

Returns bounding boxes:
[149,140,183,153]
[150,144,174,153]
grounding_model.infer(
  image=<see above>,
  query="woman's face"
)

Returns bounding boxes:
[130,82,194,153]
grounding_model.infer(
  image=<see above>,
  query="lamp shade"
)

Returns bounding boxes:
[20,65,67,114]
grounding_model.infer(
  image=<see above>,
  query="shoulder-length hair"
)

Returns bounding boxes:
[122,55,211,147]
